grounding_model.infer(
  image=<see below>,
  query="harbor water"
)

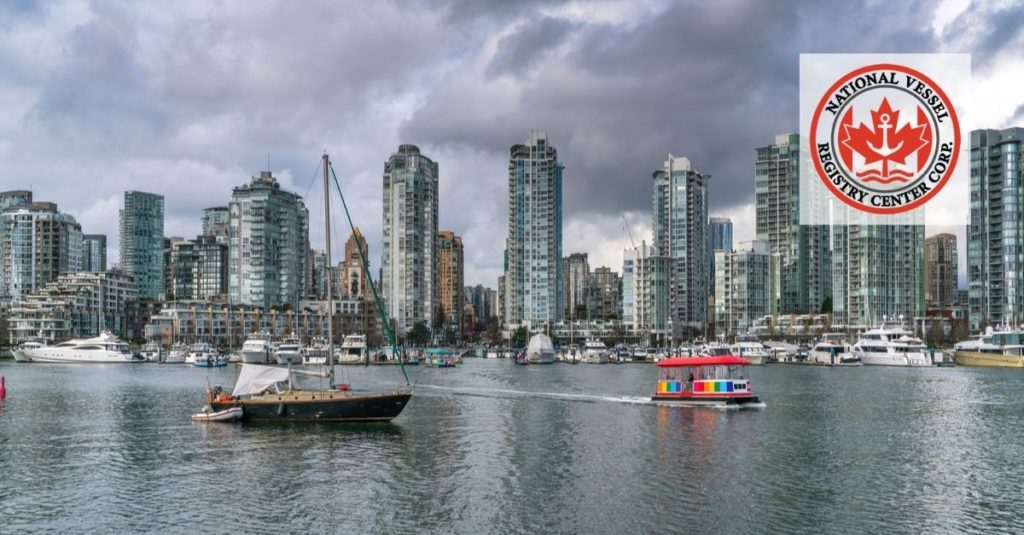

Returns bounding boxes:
[1,360,1022,533]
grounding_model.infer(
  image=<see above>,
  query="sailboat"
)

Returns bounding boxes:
[206,153,413,422]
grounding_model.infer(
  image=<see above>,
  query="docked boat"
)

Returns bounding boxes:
[192,352,228,368]
[526,334,556,364]
[731,334,768,365]
[651,355,762,408]
[953,326,1024,368]
[425,349,461,367]
[163,343,188,364]
[581,338,609,364]
[13,336,52,362]
[701,342,733,357]
[191,406,243,422]
[240,332,273,364]
[303,336,330,365]
[23,331,144,363]
[810,333,860,366]
[185,342,217,365]
[273,335,305,365]
[140,342,163,362]
[337,334,367,364]
[206,153,412,423]
[852,318,931,366]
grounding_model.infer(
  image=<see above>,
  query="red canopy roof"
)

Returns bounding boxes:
[656,355,749,367]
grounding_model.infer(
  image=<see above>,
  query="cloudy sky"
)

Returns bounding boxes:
[2,0,1022,286]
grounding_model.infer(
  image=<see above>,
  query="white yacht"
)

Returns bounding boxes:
[140,342,163,362]
[526,334,556,364]
[731,334,768,365]
[163,343,188,364]
[852,317,930,366]
[273,334,305,365]
[303,336,330,365]
[701,342,733,357]
[185,342,216,365]
[581,339,609,364]
[810,334,860,366]
[23,331,143,363]
[337,334,367,364]
[240,332,273,364]
[13,336,52,362]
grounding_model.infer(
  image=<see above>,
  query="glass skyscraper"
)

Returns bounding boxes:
[707,217,733,298]
[120,191,165,299]
[0,201,83,306]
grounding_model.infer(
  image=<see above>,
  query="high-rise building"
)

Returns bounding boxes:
[202,206,231,243]
[755,133,831,314]
[82,234,107,272]
[652,154,708,337]
[831,223,925,329]
[969,128,1024,330]
[307,250,329,300]
[925,234,958,308]
[622,241,670,344]
[0,190,31,211]
[563,252,590,319]
[714,241,776,337]
[382,145,438,335]
[228,171,309,308]
[340,229,372,300]
[465,285,494,322]
[503,132,564,329]
[707,217,733,297]
[168,235,228,301]
[437,231,464,339]
[0,201,83,305]
[120,191,165,299]
[589,266,622,320]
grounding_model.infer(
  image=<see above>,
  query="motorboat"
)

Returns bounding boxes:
[23,331,144,363]
[526,334,555,364]
[240,332,273,364]
[140,342,163,362]
[731,334,768,365]
[193,353,228,368]
[163,343,188,364]
[953,326,1024,368]
[852,317,931,366]
[652,355,762,408]
[303,336,330,365]
[810,334,860,366]
[701,342,733,357]
[185,342,217,365]
[581,338,609,364]
[13,336,52,362]
[273,334,305,365]
[337,334,367,364]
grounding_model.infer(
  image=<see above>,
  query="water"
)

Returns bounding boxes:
[1,360,1022,533]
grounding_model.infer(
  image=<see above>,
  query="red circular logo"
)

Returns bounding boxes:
[809,63,960,214]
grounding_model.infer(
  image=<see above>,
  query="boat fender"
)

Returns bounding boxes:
[0,376,6,400]
[338,384,351,391]
[277,403,286,416]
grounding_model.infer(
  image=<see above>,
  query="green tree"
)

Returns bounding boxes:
[407,321,430,346]
[820,296,833,314]
[510,326,529,348]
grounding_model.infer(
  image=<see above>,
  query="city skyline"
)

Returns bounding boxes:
[1,2,1017,288]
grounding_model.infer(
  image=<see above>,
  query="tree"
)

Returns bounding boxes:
[820,296,833,314]
[510,326,529,348]
[407,321,430,346]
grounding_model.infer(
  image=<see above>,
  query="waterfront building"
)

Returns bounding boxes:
[7,270,138,344]
[382,145,439,335]
[167,235,228,301]
[227,170,309,309]
[564,252,590,319]
[504,132,564,331]
[622,241,670,345]
[714,241,777,337]
[589,266,622,320]
[82,234,107,272]
[968,127,1024,330]
[652,154,708,338]
[707,217,733,298]
[831,223,925,330]
[925,233,958,308]
[340,228,372,300]
[755,133,831,314]
[0,190,31,211]
[120,191,165,300]
[0,201,83,306]
[465,285,494,321]
[308,249,329,300]
[437,231,464,340]
[202,206,231,243]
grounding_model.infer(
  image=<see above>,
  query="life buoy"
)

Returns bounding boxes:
[337,384,351,391]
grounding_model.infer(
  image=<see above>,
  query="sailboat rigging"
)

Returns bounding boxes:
[206,153,412,422]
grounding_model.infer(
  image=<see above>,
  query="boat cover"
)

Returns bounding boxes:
[527,334,554,356]
[232,364,290,397]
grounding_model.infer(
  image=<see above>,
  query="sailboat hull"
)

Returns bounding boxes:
[211,390,412,422]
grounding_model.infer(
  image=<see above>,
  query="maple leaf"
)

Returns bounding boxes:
[840,98,928,179]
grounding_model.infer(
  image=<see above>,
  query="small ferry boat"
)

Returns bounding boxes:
[953,326,1024,368]
[652,355,762,408]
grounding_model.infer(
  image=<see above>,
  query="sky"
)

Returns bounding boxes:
[1,0,1022,287]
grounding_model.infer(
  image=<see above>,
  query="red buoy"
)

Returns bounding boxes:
[0,376,6,400]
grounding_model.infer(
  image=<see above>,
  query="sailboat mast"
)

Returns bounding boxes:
[323,152,335,386]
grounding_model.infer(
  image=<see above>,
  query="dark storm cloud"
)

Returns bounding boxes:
[486,16,576,77]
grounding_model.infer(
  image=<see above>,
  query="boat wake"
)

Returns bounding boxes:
[416,384,653,406]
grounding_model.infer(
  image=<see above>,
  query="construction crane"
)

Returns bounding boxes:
[622,214,637,248]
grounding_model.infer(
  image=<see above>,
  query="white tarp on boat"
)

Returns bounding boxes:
[526,334,555,363]
[231,364,290,397]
